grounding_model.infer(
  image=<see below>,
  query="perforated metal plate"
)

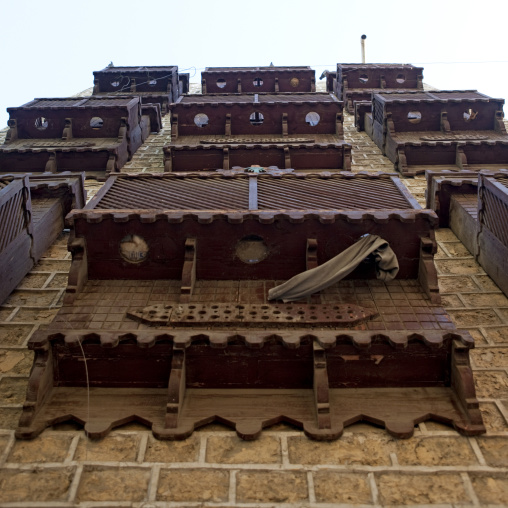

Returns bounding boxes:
[127,303,378,328]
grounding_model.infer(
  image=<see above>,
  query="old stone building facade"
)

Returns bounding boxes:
[0,78,507,506]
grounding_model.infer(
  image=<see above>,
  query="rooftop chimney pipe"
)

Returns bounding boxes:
[361,34,367,64]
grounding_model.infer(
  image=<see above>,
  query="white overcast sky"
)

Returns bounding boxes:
[1,0,507,127]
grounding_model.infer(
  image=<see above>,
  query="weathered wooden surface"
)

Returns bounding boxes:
[337,64,424,113]
[426,169,508,297]
[15,168,487,441]
[1,97,157,175]
[366,91,507,176]
[0,172,86,304]
[65,173,435,290]
[0,176,33,304]
[165,93,348,171]
[93,65,181,109]
[201,66,315,94]
[17,330,483,440]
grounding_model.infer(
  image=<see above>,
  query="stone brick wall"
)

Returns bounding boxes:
[0,85,507,506]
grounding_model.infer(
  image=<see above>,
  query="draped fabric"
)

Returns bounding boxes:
[268,234,399,303]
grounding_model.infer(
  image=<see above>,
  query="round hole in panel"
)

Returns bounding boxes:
[148,79,157,86]
[194,113,209,127]
[407,111,422,124]
[110,78,121,87]
[290,77,300,88]
[236,234,269,264]
[120,234,149,264]
[249,111,264,126]
[359,74,369,84]
[396,73,406,84]
[253,77,264,87]
[34,117,48,130]
[305,112,320,126]
[463,109,478,122]
[90,117,104,129]
[216,78,226,88]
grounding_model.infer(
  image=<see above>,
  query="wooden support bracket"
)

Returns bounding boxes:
[180,238,197,303]
[450,338,486,434]
[456,145,468,169]
[307,239,321,303]
[16,346,53,433]
[62,118,73,140]
[171,113,178,141]
[117,118,128,143]
[165,348,186,429]
[311,77,316,92]
[201,79,207,94]
[64,236,88,305]
[313,341,331,429]
[237,78,242,93]
[164,148,172,173]
[440,111,451,132]
[225,113,231,136]
[380,75,386,89]
[386,112,395,135]
[343,145,352,171]
[397,148,408,174]
[343,79,349,95]
[45,153,57,173]
[275,77,279,92]
[284,147,291,169]
[282,113,288,137]
[106,154,117,174]
[5,119,18,143]
[336,113,344,138]
[306,239,318,270]
[130,78,137,92]
[418,235,440,304]
[223,147,230,170]
[494,110,506,133]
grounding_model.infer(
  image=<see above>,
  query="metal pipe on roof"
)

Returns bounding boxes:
[361,34,367,64]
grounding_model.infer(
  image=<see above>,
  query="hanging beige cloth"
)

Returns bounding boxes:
[268,234,399,302]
